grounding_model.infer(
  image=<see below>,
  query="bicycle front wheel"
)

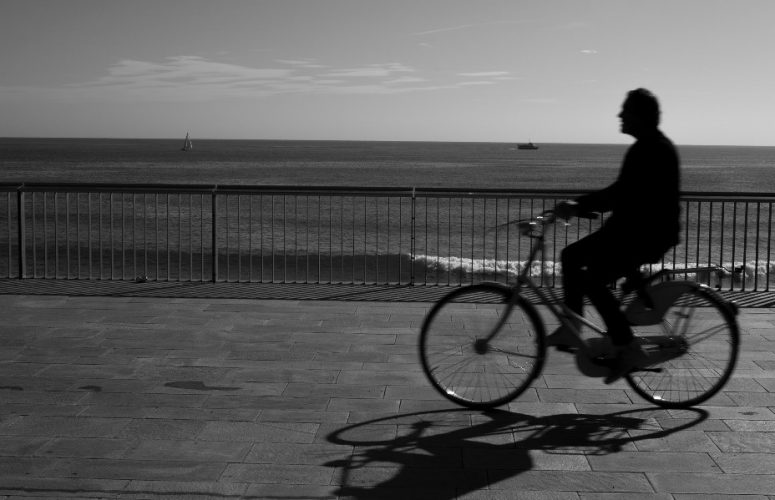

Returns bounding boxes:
[626,284,739,408]
[419,283,546,409]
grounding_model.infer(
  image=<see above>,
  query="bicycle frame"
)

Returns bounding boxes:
[486,214,609,345]
[499,213,738,344]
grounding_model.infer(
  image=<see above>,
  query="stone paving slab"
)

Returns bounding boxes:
[0,293,773,499]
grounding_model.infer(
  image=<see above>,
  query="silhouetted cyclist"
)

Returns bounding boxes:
[549,88,681,383]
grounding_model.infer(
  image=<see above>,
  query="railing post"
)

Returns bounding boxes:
[16,185,26,279]
[211,186,218,282]
[410,187,416,285]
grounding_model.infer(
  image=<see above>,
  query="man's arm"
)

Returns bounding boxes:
[574,182,619,214]
[555,180,619,220]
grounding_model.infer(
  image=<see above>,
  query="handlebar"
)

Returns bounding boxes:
[515,209,600,237]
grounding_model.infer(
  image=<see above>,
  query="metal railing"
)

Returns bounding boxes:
[1,182,773,291]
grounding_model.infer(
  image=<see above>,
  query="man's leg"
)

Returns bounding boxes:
[576,236,650,383]
[562,232,636,346]
[547,235,600,351]
[581,267,633,346]
[560,237,592,316]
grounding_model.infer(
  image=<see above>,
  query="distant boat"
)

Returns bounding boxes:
[518,141,538,150]
[181,131,193,151]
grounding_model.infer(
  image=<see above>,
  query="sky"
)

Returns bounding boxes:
[2,0,774,145]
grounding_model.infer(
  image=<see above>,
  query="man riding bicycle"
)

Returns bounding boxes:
[550,88,681,383]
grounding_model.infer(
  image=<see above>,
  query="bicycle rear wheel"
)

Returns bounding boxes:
[625,284,739,408]
[419,283,546,409]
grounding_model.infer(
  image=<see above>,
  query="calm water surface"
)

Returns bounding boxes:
[2,139,774,192]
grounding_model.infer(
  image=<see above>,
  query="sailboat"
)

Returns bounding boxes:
[181,131,193,151]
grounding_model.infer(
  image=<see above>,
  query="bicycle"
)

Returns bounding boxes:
[419,210,740,409]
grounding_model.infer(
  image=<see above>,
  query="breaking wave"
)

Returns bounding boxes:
[414,253,775,287]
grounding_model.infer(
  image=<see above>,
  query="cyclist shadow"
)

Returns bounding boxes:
[325,407,708,499]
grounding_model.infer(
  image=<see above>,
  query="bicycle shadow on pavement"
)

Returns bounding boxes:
[325,407,708,499]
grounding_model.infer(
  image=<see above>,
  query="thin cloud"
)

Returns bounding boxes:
[84,56,291,90]
[385,76,427,85]
[13,56,520,101]
[458,71,521,86]
[413,23,485,36]
[458,81,498,87]
[458,71,512,78]
[275,59,327,69]
[412,20,531,37]
[323,63,414,79]
[84,58,420,97]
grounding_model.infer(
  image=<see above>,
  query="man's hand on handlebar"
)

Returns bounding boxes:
[554,200,579,220]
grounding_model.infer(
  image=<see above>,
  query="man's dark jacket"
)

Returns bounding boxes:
[574,130,681,263]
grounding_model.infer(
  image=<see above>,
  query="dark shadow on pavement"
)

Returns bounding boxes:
[2,279,773,307]
[325,407,708,499]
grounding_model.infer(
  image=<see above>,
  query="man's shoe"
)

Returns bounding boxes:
[546,325,580,353]
[604,340,648,384]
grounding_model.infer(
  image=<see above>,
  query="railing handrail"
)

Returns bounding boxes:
[2,181,773,290]
[2,181,774,202]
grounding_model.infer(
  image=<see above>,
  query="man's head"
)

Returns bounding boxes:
[618,88,660,137]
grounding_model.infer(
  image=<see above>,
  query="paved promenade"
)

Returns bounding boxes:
[1,282,774,499]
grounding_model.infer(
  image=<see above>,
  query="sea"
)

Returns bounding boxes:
[1,138,774,192]
[1,138,773,288]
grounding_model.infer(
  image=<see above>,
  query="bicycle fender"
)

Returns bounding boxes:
[624,281,696,326]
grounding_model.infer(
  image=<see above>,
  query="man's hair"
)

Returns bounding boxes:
[624,88,660,127]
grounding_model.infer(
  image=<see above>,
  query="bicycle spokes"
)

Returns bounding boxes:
[420,284,546,409]
[626,286,739,408]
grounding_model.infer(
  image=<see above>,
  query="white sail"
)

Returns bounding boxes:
[181,131,193,151]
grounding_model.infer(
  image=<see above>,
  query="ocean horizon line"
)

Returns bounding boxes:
[2,136,774,149]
